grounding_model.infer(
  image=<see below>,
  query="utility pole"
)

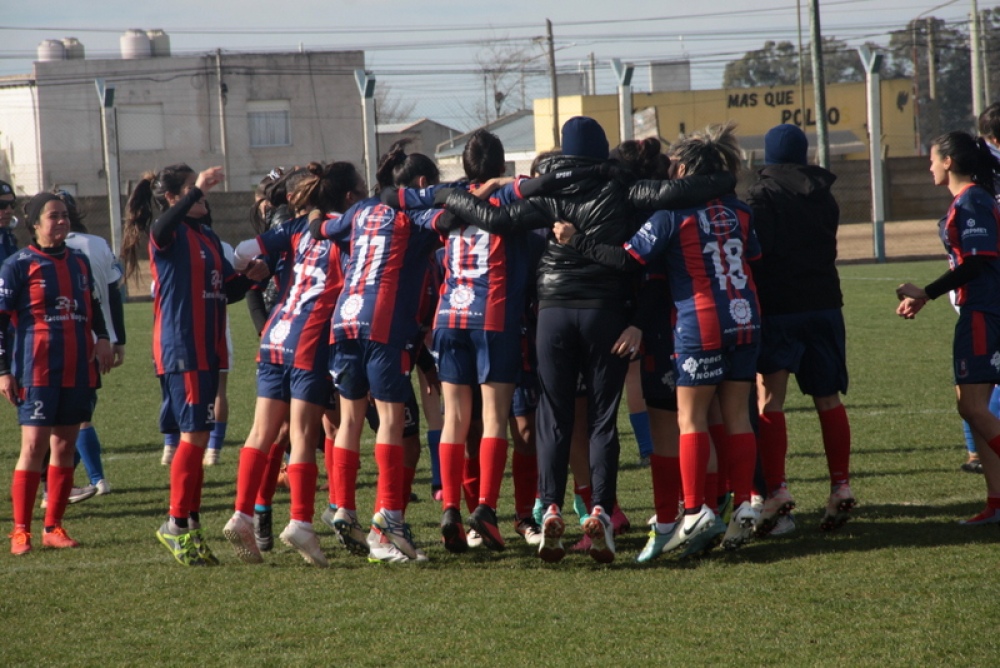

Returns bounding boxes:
[910,20,922,153]
[859,47,886,263]
[809,0,830,168]
[927,19,940,139]
[355,69,377,195]
[95,78,122,258]
[796,0,807,126]
[982,10,992,106]
[588,52,597,96]
[547,19,560,148]
[215,49,230,191]
[611,59,635,142]
[972,0,984,117]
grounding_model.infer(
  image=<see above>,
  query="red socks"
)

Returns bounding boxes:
[679,432,709,510]
[403,466,416,512]
[650,454,681,524]
[43,465,74,527]
[333,447,360,512]
[512,450,538,518]
[758,411,788,493]
[728,432,757,506]
[708,423,730,495]
[819,404,851,485]
[235,448,268,516]
[440,442,465,510]
[478,437,508,508]
[169,440,203,520]
[287,462,318,522]
[255,442,286,507]
[323,438,337,507]
[463,455,480,513]
[574,482,593,513]
[374,443,404,512]
[11,469,41,530]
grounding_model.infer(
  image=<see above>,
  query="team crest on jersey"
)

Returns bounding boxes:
[681,357,699,375]
[340,294,364,320]
[729,298,753,325]
[269,319,291,345]
[0,278,9,297]
[661,370,676,390]
[697,207,739,235]
[449,284,475,310]
[992,351,1000,372]
[957,358,968,379]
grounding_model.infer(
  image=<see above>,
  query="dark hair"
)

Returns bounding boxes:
[979,103,1000,141]
[375,139,439,189]
[288,161,362,215]
[51,188,87,233]
[932,130,1000,196]
[462,130,506,182]
[121,163,195,281]
[250,168,284,234]
[529,149,561,177]
[610,138,670,179]
[668,122,742,178]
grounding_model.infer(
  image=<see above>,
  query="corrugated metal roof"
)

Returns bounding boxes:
[436,110,534,159]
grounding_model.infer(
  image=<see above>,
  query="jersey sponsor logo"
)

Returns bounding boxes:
[728,298,753,325]
[340,294,364,320]
[697,206,739,235]
[449,284,475,310]
[636,221,658,245]
[269,319,291,345]
[660,370,676,390]
[961,226,988,238]
[957,358,969,379]
[0,278,10,298]
[681,354,724,381]
[45,295,86,323]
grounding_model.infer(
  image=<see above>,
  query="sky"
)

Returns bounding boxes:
[0,0,982,131]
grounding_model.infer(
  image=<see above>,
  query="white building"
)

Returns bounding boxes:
[0,33,365,197]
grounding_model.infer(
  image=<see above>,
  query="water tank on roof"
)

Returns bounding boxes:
[37,39,67,62]
[120,29,151,59]
[147,29,170,57]
[62,37,85,60]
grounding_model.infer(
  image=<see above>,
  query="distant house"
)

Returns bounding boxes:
[0,34,365,196]
[377,118,460,160]
[435,110,536,181]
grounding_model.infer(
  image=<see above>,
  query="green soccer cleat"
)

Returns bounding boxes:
[156,523,204,566]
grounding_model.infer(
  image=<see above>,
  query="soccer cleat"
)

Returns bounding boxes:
[635,524,677,563]
[371,511,418,560]
[514,515,543,546]
[716,493,733,525]
[160,445,176,466]
[469,504,505,551]
[961,457,984,474]
[156,522,203,566]
[610,503,631,536]
[203,448,220,467]
[722,501,759,551]
[570,534,592,553]
[679,514,727,560]
[537,504,566,563]
[279,521,328,568]
[658,505,715,555]
[572,494,588,526]
[254,509,274,552]
[750,493,764,514]
[440,507,469,554]
[582,506,615,564]
[94,479,112,495]
[366,527,410,564]
[432,487,443,502]
[66,484,97,504]
[9,529,32,555]
[42,526,80,549]
[756,487,796,537]
[466,528,483,549]
[819,484,856,531]
[329,507,370,557]
[223,512,263,564]
[189,528,220,565]
[958,507,1000,526]
[532,498,544,526]
[769,513,796,537]
[638,455,651,468]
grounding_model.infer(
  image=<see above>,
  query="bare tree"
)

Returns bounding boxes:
[375,81,417,125]
[474,40,536,125]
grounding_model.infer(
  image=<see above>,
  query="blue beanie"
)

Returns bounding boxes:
[561,116,609,161]
[764,124,808,165]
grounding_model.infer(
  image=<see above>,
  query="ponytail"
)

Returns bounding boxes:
[933,131,1000,197]
[376,139,440,189]
[121,163,194,282]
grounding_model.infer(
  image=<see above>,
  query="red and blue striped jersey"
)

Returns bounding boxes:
[259,214,345,371]
[150,221,235,374]
[321,197,440,349]
[940,184,1000,314]
[625,195,760,352]
[0,246,99,388]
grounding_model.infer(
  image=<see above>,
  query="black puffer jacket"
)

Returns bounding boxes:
[746,163,842,315]
[444,155,735,308]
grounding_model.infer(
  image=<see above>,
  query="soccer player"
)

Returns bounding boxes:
[223,161,361,567]
[0,179,17,264]
[553,122,762,556]
[896,131,1000,527]
[2,193,114,555]
[122,164,257,566]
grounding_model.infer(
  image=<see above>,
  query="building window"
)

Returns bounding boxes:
[119,104,165,151]
[248,100,291,148]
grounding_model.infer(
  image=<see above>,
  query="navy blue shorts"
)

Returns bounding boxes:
[331,339,413,403]
[365,381,420,438]
[17,386,96,426]
[159,370,219,433]
[641,331,678,411]
[510,371,540,417]
[954,309,1000,385]
[256,362,334,407]
[674,345,758,387]
[757,308,848,397]
[433,327,521,385]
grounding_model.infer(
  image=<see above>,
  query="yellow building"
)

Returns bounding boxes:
[533,79,916,161]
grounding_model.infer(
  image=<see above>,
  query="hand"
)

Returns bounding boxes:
[612,325,642,359]
[553,221,578,245]
[422,366,441,396]
[195,166,225,193]
[471,177,513,200]
[93,338,114,374]
[244,259,271,282]
[112,344,126,368]
[896,296,927,319]
[0,373,19,406]
[895,282,928,301]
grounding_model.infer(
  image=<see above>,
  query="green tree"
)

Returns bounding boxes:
[722,37,867,87]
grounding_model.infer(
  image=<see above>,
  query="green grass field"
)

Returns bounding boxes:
[1,259,999,666]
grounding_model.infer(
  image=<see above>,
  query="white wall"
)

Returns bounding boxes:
[0,83,43,195]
